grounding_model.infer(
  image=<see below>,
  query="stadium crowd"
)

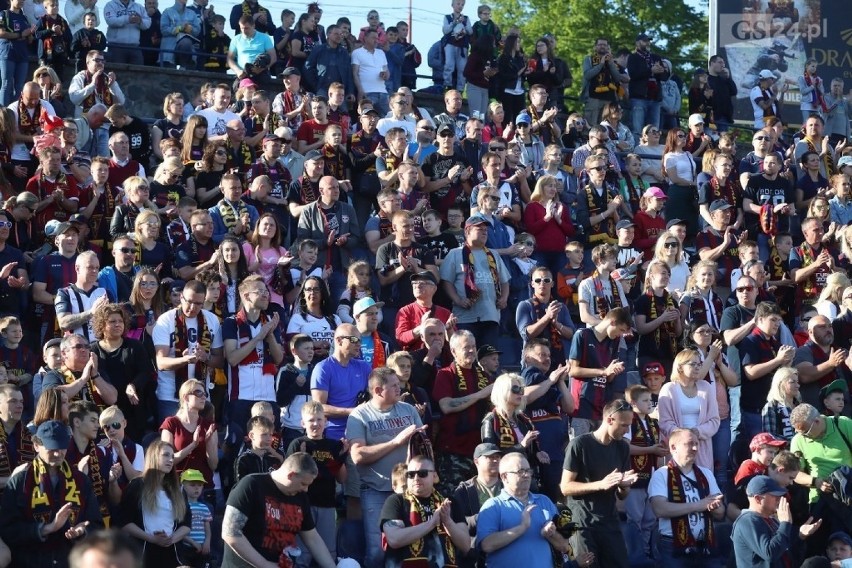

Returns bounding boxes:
[0,0,849,567]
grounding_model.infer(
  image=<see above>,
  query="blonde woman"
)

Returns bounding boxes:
[119,440,190,567]
[159,379,217,497]
[336,260,380,324]
[814,272,851,320]
[635,124,665,185]
[634,260,682,372]
[480,373,547,467]
[653,230,691,296]
[133,210,171,279]
[760,366,800,442]
[110,176,157,240]
[152,93,186,161]
[657,348,721,471]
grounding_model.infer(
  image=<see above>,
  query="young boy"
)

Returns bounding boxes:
[286,401,346,564]
[70,12,106,72]
[289,239,325,289]
[728,239,760,289]
[471,4,501,46]
[556,241,588,324]
[767,232,795,326]
[391,462,407,494]
[234,415,284,483]
[733,432,787,488]
[444,205,465,245]
[614,219,643,301]
[420,209,458,267]
[827,532,852,566]
[385,26,404,93]
[36,0,72,80]
[276,334,315,451]
[623,384,667,560]
[272,9,295,73]
[250,401,283,455]
[167,196,197,248]
[442,0,472,91]
[196,269,224,319]
[820,379,847,417]
[200,15,230,72]
[640,361,666,418]
[180,469,213,567]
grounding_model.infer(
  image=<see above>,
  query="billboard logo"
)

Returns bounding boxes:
[719,14,829,44]
[842,28,852,46]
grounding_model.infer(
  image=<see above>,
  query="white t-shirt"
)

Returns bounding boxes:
[8,99,56,161]
[648,464,721,538]
[351,47,389,94]
[152,308,224,401]
[142,489,175,535]
[197,108,240,137]
[676,386,702,429]
[749,85,776,129]
[286,312,341,354]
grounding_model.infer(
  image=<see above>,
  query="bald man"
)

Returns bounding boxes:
[793,314,849,408]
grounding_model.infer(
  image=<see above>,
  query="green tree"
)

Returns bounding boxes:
[489,0,708,100]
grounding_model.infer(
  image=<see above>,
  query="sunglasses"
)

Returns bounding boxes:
[590,166,607,172]
[0,221,11,228]
[191,390,207,398]
[532,277,552,284]
[489,146,506,151]
[486,195,501,202]
[736,285,755,293]
[281,138,293,143]
[437,131,455,138]
[420,126,435,131]
[116,247,134,254]
[510,384,524,394]
[102,422,122,430]
[754,136,769,141]
[341,335,361,343]
[405,469,434,479]
[664,242,679,248]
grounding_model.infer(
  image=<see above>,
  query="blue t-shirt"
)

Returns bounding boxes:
[0,10,31,61]
[187,500,212,545]
[229,30,273,68]
[477,491,559,568]
[310,356,372,439]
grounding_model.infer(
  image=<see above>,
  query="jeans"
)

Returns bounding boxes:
[296,506,337,567]
[623,487,655,557]
[364,92,389,117]
[361,487,391,567]
[657,536,721,568]
[583,98,609,126]
[443,44,467,90]
[157,399,180,424]
[0,58,29,106]
[108,44,144,65]
[630,98,661,145]
[466,83,490,119]
[711,417,731,494]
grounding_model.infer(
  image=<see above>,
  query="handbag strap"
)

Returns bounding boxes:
[833,415,852,456]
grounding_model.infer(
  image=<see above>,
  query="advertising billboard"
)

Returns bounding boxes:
[709,0,852,126]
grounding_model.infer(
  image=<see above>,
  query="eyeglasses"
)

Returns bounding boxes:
[92,58,105,63]
[0,222,11,228]
[116,247,134,255]
[181,297,204,306]
[419,126,435,131]
[281,138,293,143]
[405,469,433,479]
[664,242,679,248]
[799,418,819,438]
[532,277,553,284]
[504,468,533,477]
[70,344,90,351]
[647,129,660,135]
[191,390,207,398]
[754,136,769,141]
[140,281,158,288]
[510,384,524,394]
[102,422,122,430]
[341,335,361,343]
[303,287,322,293]
[489,146,506,151]
[736,285,755,293]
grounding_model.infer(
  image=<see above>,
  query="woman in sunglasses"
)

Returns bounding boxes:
[662,127,698,239]
[110,176,157,240]
[160,379,218,502]
[150,158,188,222]
[91,302,155,442]
[286,276,340,361]
[684,321,737,488]
[652,229,691,296]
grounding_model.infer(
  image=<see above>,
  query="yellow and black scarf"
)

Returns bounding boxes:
[462,245,498,302]
[648,289,678,359]
[804,136,835,177]
[531,297,563,355]
[453,361,490,392]
[400,489,457,567]
[590,53,617,95]
[584,184,617,244]
[62,367,105,413]
[217,199,248,232]
[25,457,84,526]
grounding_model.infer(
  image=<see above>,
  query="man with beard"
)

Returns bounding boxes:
[223,275,284,440]
[649,428,725,566]
[31,223,80,343]
[381,454,470,568]
[790,216,842,311]
[793,315,848,408]
[560,399,639,568]
[581,38,622,125]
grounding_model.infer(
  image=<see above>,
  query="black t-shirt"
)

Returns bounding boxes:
[194,169,225,209]
[380,492,452,568]
[375,242,436,306]
[743,175,795,235]
[633,293,679,363]
[719,304,756,379]
[563,432,629,525]
[284,437,344,508]
[421,152,470,214]
[223,473,315,568]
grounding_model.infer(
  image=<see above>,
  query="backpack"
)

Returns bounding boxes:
[661,79,682,115]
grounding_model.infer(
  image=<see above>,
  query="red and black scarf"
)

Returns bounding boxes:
[462,245,498,302]
[0,420,34,479]
[666,460,716,552]
[228,308,277,399]
[174,310,212,390]
[531,297,563,355]
[630,413,660,482]
[17,99,42,136]
[81,71,114,114]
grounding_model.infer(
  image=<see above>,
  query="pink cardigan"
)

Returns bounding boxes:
[657,380,721,471]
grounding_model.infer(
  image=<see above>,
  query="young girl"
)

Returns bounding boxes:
[634,260,683,373]
[387,351,431,424]
[0,316,36,406]
[632,187,667,260]
[679,259,725,330]
[336,261,379,324]
[180,115,209,166]
[119,440,192,567]
[618,153,648,217]
[243,213,291,309]
[218,235,250,317]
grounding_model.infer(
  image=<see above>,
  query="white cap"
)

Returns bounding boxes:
[758,69,776,80]
[688,113,705,127]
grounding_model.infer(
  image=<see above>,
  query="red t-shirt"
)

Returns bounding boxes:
[159,416,217,489]
[432,364,486,456]
[296,120,330,148]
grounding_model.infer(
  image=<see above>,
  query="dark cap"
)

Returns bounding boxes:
[477,344,502,360]
[473,443,502,459]
[68,213,88,226]
[828,532,852,548]
[35,420,71,450]
[168,279,186,293]
[44,338,62,350]
[410,271,437,285]
[746,475,787,497]
[666,218,687,230]
[709,199,733,213]
[53,222,79,237]
[280,67,301,77]
[262,133,282,143]
[464,213,490,228]
[636,32,652,41]
[615,219,634,231]
[304,149,324,162]
[359,107,379,117]
[436,123,454,135]
[693,68,708,75]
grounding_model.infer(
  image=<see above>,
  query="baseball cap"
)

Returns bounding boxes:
[635,32,652,41]
[465,213,491,228]
[643,187,666,199]
[180,469,206,483]
[749,433,786,453]
[515,111,532,126]
[827,532,852,548]
[51,222,79,237]
[436,123,454,136]
[410,271,437,285]
[666,218,686,230]
[168,279,186,293]
[44,338,62,350]
[353,297,384,317]
[820,378,848,400]
[746,474,787,497]
[359,107,379,117]
[709,199,733,213]
[262,133,282,143]
[838,156,852,169]
[280,66,301,77]
[477,344,502,360]
[693,68,708,76]
[304,149,324,162]
[35,420,70,450]
[68,213,88,225]
[615,219,634,231]
[758,69,776,80]
[642,362,665,377]
[238,78,257,89]
[688,113,705,127]
[473,443,502,459]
